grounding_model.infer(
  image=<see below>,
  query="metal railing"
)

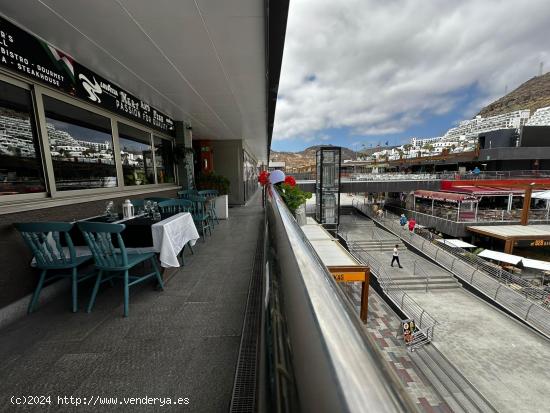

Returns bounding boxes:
[353,198,550,339]
[413,261,431,293]
[346,239,437,345]
[266,185,418,412]
[296,169,550,182]
[395,205,550,224]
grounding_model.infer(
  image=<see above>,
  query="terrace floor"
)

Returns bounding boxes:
[0,191,263,412]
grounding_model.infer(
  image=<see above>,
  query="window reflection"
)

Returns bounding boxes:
[43,96,117,191]
[0,80,46,195]
[119,122,154,186]
[153,136,174,184]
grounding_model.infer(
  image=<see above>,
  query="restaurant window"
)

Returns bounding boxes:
[153,136,175,184]
[43,96,117,191]
[0,80,46,195]
[118,122,154,186]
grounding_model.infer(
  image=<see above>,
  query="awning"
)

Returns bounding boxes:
[532,190,550,200]
[436,239,476,248]
[414,190,477,203]
[477,249,523,265]
[521,258,550,272]
[449,185,524,196]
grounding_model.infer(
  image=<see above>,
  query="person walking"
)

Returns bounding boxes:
[408,218,416,232]
[391,244,403,268]
[399,214,407,228]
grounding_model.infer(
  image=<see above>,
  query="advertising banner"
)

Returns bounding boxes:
[401,319,418,345]
[0,15,175,135]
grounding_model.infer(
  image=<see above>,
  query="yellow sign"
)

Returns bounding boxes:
[332,272,366,282]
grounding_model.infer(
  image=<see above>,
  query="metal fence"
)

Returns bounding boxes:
[345,239,437,347]
[296,169,550,182]
[353,199,550,339]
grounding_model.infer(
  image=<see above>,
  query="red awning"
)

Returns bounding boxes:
[414,190,477,203]
[447,185,525,196]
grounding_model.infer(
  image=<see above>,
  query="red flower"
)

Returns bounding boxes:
[284,175,296,187]
[258,170,269,186]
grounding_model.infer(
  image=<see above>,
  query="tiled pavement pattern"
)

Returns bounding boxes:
[0,191,263,412]
[341,283,452,413]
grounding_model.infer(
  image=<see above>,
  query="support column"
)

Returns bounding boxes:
[521,185,534,225]
[360,269,370,324]
[504,239,514,254]
[507,194,513,212]
[175,121,195,189]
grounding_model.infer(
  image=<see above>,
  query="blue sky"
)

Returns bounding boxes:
[272,0,550,152]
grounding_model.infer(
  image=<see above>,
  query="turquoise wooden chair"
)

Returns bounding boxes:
[15,222,94,313]
[198,189,220,225]
[77,221,164,317]
[177,189,198,200]
[145,197,171,203]
[189,195,212,240]
[157,199,192,215]
[131,199,146,209]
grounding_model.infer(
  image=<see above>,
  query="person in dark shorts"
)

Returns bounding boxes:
[391,244,403,268]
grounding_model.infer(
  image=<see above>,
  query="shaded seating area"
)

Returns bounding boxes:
[0,193,263,411]
[13,196,203,317]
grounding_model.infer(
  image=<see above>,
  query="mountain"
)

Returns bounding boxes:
[478,72,550,117]
[270,145,357,168]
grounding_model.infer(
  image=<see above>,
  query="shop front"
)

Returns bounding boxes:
[0,15,182,309]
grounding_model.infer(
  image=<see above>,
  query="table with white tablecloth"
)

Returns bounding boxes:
[152,212,200,267]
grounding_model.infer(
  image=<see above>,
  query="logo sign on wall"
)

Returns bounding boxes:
[0,15,175,135]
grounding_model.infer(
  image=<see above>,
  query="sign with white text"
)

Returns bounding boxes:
[0,16,175,135]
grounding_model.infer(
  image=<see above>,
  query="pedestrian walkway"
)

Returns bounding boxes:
[341,284,453,412]
[341,214,460,290]
[0,191,264,412]
[343,212,550,413]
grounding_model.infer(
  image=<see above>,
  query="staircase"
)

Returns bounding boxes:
[386,274,461,291]
[351,238,404,252]
[410,344,497,413]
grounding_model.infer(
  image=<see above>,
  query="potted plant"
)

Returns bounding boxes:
[276,176,312,224]
[197,172,230,219]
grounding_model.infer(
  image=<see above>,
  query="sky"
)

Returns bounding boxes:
[272,0,550,152]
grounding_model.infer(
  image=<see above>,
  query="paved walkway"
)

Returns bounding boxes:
[408,289,550,413]
[343,212,550,413]
[341,284,452,412]
[0,191,263,412]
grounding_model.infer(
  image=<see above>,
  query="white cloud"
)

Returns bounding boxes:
[273,0,550,142]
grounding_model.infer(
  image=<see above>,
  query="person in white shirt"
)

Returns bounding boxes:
[391,244,403,268]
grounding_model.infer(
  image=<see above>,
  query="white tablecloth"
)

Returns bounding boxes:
[152,212,200,268]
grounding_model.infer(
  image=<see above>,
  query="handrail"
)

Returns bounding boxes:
[266,184,417,412]
[413,261,431,292]
[297,170,550,183]
[348,241,438,337]
[355,201,550,339]
[388,205,550,224]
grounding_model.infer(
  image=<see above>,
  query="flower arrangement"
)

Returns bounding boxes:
[258,170,311,214]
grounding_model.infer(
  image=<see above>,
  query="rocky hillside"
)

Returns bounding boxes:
[478,72,550,117]
[270,145,356,168]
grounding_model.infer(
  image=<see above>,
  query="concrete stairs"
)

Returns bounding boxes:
[351,239,404,252]
[385,274,461,291]
[409,344,497,413]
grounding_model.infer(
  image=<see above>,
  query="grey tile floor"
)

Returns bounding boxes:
[0,192,263,413]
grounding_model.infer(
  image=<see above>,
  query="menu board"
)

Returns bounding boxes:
[0,15,175,136]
